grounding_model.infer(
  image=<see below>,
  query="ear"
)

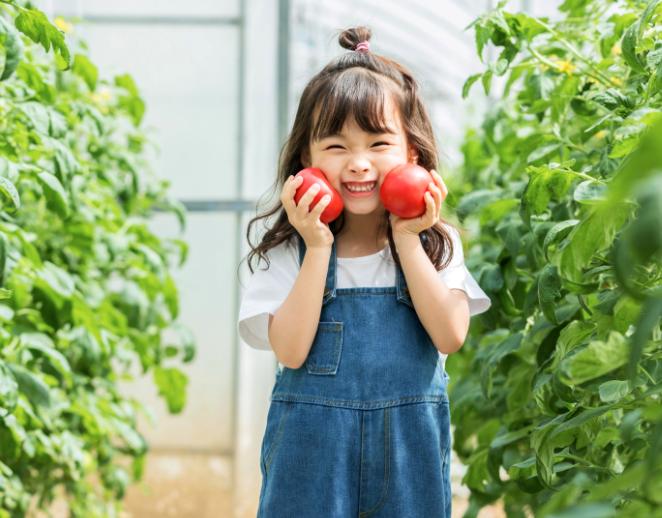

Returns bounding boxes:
[406,141,419,164]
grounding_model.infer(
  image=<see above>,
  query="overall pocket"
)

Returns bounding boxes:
[304,321,343,375]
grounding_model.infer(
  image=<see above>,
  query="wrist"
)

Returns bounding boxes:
[393,232,421,249]
[393,234,423,257]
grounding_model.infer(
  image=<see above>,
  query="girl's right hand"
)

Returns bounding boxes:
[281,175,334,249]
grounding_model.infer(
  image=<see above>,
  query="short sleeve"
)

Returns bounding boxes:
[438,225,491,317]
[237,240,299,350]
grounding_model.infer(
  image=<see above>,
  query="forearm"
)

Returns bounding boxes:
[395,235,470,354]
[268,246,332,368]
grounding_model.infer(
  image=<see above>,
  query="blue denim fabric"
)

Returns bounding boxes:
[257,236,452,517]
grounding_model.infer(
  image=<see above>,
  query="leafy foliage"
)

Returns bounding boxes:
[450,0,662,516]
[0,4,194,516]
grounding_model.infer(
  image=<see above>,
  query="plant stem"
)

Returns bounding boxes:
[527,44,610,88]
[529,17,620,88]
[639,365,657,386]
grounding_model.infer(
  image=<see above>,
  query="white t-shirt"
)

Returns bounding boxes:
[238,224,492,355]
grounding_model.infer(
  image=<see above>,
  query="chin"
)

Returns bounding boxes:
[344,202,385,216]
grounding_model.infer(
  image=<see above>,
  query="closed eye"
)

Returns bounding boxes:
[325,142,391,150]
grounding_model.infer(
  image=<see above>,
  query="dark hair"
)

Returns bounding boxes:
[243,26,457,274]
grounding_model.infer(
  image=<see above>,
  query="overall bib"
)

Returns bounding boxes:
[257,236,452,517]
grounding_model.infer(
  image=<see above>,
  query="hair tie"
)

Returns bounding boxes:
[354,41,370,53]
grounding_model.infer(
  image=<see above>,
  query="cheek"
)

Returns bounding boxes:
[312,158,341,181]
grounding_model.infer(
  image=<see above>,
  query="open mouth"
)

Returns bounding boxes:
[342,181,377,196]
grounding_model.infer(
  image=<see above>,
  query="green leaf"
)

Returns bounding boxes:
[544,502,616,518]
[154,367,188,414]
[598,380,631,402]
[0,362,18,416]
[573,180,607,205]
[34,261,76,302]
[481,69,493,95]
[72,54,98,91]
[37,171,69,217]
[17,101,50,134]
[14,7,72,69]
[539,264,562,324]
[608,116,662,201]
[462,73,482,99]
[556,320,596,359]
[627,296,662,381]
[559,203,633,282]
[115,73,145,125]
[0,15,23,81]
[543,219,579,261]
[490,424,534,449]
[522,165,576,220]
[620,0,662,73]
[0,233,6,287]
[474,22,492,61]
[560,331,629,384]
[7,364,51,408]
[20,332,72,384]
[478,198,519,225]
[0,176,20,211]
[456,189,502,220]
[113,419,147,454]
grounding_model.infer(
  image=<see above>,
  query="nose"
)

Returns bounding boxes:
[348,155,371,174]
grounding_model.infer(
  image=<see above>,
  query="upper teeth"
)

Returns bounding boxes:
[346,182,376,192]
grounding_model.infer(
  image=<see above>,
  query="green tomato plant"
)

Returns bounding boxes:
[448,0,662,516]
[0,2,195,516]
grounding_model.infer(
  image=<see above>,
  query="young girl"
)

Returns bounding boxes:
[238,26,491,517]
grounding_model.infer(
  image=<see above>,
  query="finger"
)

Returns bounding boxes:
[425,191,436,219]
[310,194,331,219]
[282,177,301,213]
[427,182,439,207]
[432,188,442,216]
[296,183,321,217]
[289,175,303,196]
[428,183,442,210]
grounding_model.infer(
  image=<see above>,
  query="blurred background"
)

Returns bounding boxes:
[32,1,560,516]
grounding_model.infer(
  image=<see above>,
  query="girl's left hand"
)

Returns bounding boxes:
[390,169,448,238]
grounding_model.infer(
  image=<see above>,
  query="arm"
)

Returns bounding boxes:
[268,246,332,368]
[395,234,470,355]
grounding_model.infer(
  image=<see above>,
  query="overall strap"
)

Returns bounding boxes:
[396,261,414,308]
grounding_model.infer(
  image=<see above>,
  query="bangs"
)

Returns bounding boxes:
[310,70,400,142]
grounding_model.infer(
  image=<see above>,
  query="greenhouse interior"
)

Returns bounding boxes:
[0,0,661,517]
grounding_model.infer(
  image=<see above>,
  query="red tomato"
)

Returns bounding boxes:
[293,168,344,223]
[379,163,432,218]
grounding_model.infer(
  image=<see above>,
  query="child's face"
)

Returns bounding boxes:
[305,96,418,216]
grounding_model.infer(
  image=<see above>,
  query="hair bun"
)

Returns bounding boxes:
[338,26,372,51]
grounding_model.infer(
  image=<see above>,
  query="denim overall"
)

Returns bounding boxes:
[257,236,452,517]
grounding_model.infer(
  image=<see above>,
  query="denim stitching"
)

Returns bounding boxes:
[359,411,366,514]
[440,444,449,514]
[264,403,293,474]
[271,394,448,409]
[360,407,390,517]
[305,322,343,375]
